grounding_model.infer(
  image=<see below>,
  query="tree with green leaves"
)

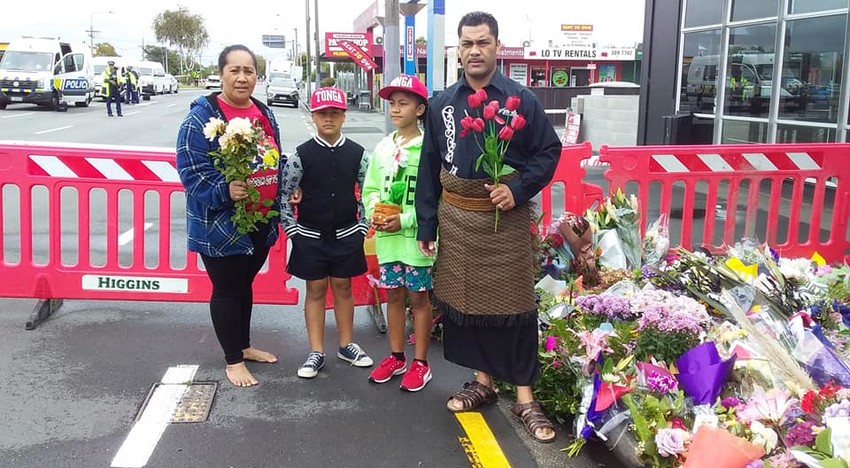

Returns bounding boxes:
[152,7,209,75]
[94,43,118,57]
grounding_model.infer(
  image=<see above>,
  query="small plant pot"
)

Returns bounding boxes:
[372,203,401,225]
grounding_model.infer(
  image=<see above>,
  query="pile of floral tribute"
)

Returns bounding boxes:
[528,191,850,467]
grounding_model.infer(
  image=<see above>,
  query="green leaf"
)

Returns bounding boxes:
[475,153,485,171]
[817,428,834,456]
[820,459,849,468]
[498,164,516,177]
[485,135,499,156]
[262,199,274,207]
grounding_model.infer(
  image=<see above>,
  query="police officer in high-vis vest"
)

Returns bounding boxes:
[101,60,123,117]
[125,65,139,104]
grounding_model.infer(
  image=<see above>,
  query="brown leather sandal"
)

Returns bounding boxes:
[446,381,499,413]
[511,401,556,443]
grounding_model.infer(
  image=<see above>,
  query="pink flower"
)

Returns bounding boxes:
[576,329,613,375]
[552,359,563,369]
[738,387,799,424]
[544,336,558,352]
[460,115,476,137]
[393,264,403,273]
[467,88,487,109]
[498,125,515,141]
[511,114,527,130]
[655,428,690,457]
[483,100,499,120]
[411,270,418,276]
[505,95,521,111]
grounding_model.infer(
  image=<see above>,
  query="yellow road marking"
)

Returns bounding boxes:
[455,412,511,468]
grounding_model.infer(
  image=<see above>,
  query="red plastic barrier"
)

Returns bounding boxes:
[599,143,850,262]
[0,141,297,305]
[540,142,603,227]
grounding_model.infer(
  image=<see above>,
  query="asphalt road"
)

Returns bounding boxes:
[0,90,617,468]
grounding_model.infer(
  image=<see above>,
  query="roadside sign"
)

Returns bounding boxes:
[563,111,582,145]
[262,35,286,48]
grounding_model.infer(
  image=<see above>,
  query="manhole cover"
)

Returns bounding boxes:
[137,382,217,424]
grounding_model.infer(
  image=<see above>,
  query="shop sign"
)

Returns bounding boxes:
[509,63,528,84]
[524,47,637,61]
[325,32,369,58]
[551,69,569,87]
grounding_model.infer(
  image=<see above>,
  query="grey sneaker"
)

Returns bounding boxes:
[337,343,373,367]
[297,352,325,378]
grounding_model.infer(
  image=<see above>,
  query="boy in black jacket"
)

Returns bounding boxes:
[280,87,373,378]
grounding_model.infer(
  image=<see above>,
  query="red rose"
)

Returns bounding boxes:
[511,114,527,130]
[550,233,564,248]
[505,95,521,111]
[498,125,515,141]
[670,418,688,431]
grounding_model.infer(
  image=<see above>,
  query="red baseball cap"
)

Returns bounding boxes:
[379,74,428,101]
[310,87,347,112]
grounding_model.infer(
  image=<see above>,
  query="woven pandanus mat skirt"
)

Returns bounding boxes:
[435,168,540,385]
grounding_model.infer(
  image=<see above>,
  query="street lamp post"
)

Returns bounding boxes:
[88,10,113,56]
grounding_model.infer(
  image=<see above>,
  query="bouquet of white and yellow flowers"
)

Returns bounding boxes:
[203,116,280,234]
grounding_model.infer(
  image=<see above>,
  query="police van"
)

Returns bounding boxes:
[0,36,95,110]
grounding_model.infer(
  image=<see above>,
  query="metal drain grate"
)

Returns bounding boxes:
[137,382,217,424]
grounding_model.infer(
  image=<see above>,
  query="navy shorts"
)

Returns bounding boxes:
[287,232,367,280]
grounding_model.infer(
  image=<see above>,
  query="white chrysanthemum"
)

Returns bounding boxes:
[203,117,225,141]
[779,257,814,281]
[224,117,254,139]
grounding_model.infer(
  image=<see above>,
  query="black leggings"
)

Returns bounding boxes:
[200,228,271,365]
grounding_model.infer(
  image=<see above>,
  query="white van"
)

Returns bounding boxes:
[0,36,95,110]
[685,53,799,112]
[135,60,167,99]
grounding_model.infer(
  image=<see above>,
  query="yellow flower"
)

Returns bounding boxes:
[262,148,279,168]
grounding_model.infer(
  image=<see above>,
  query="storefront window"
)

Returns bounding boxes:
[530,67,547,87]
[684,0,724,27]
[777,124,836,142]
[721,120,769,143]
[724,24,777,119]
[680,29,723,114]
[789,0,848,14]
[731,0,779,21]
[780,15,845,124]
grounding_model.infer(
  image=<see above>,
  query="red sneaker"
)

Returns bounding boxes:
[400,360,432,392]
[368,355,407,383]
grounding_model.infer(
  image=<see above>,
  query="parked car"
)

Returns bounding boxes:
[164,73,178,93]
[205,75,221,89]
[266,77,299,107]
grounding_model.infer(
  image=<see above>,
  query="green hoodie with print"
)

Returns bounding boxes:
[362,130,435,268]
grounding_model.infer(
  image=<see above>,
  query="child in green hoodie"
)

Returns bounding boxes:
[362,75,435,392]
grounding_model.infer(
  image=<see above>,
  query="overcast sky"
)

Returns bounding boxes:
[1,0,645,63]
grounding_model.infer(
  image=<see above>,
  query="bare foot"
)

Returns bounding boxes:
[242,347,277,363]
[225,362,258,387]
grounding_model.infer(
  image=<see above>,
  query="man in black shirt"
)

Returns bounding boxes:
[416,11,561,443]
